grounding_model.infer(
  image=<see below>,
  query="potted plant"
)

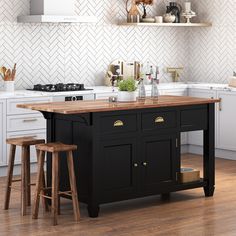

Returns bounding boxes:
[117,78,137,102]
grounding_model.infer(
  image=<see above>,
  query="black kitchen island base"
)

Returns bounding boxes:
[43,103,215,218]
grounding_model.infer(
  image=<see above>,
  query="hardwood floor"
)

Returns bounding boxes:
[1,154,236,236]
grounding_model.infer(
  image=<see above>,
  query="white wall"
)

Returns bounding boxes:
[188,0,236,83]
[0,0,189,89]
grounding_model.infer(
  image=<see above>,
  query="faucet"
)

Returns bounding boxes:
[166,67,184,82]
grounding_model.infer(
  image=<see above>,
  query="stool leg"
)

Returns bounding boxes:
[25,146,31,206]
[36,149,49,212]
[4,145,16,210]
[32,150,45,219]
[52,152,59,226]
[67,151,80,222]
[21,146,28,216]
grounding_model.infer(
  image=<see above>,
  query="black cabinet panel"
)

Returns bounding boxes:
[181,106,208,131]
[142,111,177,131]
[100,138,138,202]
[141,134,178,193]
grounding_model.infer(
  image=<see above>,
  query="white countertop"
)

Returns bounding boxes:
[0,82,234,99]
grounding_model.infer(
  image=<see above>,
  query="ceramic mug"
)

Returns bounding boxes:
[155,16,163,23]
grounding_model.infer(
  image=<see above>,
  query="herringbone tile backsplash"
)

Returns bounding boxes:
[189,0,236,84]
[0,0,235,89]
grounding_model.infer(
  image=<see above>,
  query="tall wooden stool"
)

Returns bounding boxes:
[4,136,45,216]
[33,142,80,226]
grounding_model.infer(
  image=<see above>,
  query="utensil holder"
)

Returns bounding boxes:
[4,81,15,92]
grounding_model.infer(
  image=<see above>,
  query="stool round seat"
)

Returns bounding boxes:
[36,142,77,153]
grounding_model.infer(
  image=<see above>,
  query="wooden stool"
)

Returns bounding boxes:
[33,142,80,226]
[4,136,45,216]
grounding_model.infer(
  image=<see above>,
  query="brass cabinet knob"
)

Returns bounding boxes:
[155,117,164,123]
[143,162,147,166]
[134,163,138,167]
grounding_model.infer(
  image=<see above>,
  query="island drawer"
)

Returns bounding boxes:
[100,114,137,134]
[141,111,177,131]
[7,114,46,132]
[181,107,208,131]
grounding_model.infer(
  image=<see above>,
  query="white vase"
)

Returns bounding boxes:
[117,91,137,102]
[4,81,15,92]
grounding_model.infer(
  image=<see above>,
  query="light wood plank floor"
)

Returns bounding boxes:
[1,154,236,236]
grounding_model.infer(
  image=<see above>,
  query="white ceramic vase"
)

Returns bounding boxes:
[4,81,15,92]
[117,91,137,102]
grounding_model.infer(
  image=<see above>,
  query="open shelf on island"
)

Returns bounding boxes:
[174,178,207,192]
[118,22,212,27]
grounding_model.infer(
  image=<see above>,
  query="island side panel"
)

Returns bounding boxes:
[45,112,94,205]
[203,103,215,196]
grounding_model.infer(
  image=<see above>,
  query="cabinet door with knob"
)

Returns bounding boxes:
[217,91,236,151]
[141,134,179,194]
[100,137,139,202]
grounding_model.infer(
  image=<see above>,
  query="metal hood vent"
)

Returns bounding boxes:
[17,0,97,23]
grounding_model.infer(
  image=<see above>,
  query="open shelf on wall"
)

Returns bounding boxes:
[118,22,212,27]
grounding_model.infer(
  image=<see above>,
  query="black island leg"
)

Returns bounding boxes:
[203,104,215,197]
[87,204,100,218]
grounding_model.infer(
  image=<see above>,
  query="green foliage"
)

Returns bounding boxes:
[118,79,137,92]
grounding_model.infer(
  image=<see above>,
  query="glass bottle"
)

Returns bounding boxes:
[151,78,159,100]
[138,79,146,100]
[138,79,146,99]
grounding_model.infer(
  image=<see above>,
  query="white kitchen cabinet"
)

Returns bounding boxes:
[216,91,236,151]
[95,92,117,100]
[0,99,6,166]
[162,88,187,96]
[7,97,51,115]
[188,88,217,146]
[7,113,46,132]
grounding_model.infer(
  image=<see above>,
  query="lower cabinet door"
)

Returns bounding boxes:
[100,138,138,202]
[141,134,178,193]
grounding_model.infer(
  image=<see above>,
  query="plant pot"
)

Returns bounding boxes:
[4,81,15,92]
[117,91,137,102]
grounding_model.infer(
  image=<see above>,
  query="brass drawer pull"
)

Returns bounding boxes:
[114,120,124,127]
[155,117,164,123]
[23,118,38,123]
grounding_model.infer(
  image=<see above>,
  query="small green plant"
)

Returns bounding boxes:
[118,79,137,92]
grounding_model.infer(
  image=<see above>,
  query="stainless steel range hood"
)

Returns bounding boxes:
[17,0,97,23]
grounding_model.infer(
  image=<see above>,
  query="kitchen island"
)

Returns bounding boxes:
[18,96,219,217]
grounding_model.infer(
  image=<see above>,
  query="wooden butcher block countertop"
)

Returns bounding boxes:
[17,96,220,115]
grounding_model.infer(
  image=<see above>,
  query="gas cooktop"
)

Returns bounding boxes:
[29,83,93,92]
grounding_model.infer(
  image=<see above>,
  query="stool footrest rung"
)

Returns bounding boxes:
[12,179,21,183]
[59,191,73,197]
[40,194,52,200]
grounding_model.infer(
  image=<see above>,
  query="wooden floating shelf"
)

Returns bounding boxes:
[118,22,212,27]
